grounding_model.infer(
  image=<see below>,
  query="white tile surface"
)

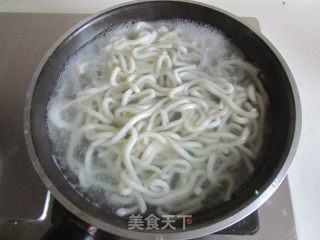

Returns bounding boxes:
[1,0,319,239]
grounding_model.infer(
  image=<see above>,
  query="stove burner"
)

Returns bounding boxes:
[41,200,259,240]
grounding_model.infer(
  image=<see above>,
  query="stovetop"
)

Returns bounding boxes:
[0,13,298,240]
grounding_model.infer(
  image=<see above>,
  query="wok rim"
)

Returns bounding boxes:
[24,1,301,239]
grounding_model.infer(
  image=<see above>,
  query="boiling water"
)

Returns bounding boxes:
[48,20,272,217]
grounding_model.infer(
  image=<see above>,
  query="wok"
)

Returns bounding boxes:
[24,1,301,239]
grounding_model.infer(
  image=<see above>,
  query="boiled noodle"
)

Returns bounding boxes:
[48,20,269,217]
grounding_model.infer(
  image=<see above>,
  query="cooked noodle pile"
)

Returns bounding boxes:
[48,21,268,217]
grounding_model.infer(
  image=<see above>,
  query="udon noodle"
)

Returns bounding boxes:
[48,21,268,217]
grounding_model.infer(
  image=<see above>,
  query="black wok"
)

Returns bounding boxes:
[24,1,301,239]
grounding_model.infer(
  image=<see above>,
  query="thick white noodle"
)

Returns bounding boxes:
[48,21,268,217]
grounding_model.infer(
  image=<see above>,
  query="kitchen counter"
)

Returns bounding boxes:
[1,1,319,240]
